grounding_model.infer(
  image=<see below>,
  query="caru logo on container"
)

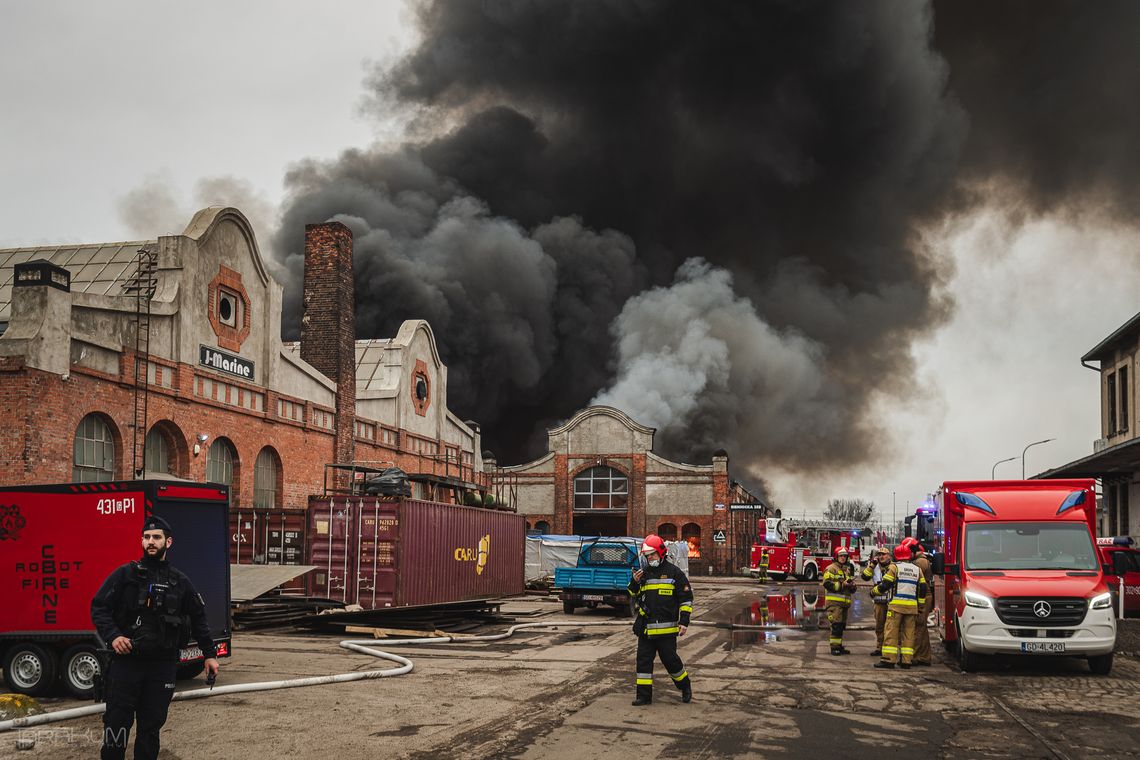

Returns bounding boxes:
[453,534,491,575]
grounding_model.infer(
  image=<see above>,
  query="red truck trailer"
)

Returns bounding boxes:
[0,480,232,697]
[933,480,1116,674]
[1098,536,1140,617]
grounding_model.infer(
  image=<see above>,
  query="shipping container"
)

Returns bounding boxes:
[306,497,525,609]
[230,508,308,593]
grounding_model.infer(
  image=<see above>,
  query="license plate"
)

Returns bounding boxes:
[582,594,603,601]
[1020,641,1065,653]
[180,646,203,661]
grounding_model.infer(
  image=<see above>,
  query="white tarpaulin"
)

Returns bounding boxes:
[525,535,689,583]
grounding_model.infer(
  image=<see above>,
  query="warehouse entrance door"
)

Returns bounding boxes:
[573,513,627,538]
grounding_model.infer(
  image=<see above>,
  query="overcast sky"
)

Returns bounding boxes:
[3,1,1138,523]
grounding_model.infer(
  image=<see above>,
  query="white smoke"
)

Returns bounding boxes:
[593,258,842,468]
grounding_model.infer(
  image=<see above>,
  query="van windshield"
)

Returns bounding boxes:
[964,522,1098,571]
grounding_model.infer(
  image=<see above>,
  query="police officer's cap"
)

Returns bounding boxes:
[142,515,173,536]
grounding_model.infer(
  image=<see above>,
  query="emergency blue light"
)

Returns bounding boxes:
[1056,490,1086,515]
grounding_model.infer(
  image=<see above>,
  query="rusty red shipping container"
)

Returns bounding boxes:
[230,508,308,592]
[306,497,525,608]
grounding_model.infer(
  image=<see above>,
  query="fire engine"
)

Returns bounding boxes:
[748,518,873,582]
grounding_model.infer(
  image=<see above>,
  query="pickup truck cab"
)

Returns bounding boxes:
[554,538,638,616]
[934,479,1116,674]
[1099,536,1140,617]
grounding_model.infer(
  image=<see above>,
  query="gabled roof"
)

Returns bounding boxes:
[1083,310,1140,364]
[0,241,150,327]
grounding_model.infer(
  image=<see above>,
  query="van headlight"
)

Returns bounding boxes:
[1090,592,1113,610]
[963,591,993,609]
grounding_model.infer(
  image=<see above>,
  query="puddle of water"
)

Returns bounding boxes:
[729,587,827,649]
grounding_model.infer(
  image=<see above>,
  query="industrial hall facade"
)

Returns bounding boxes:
[0,205,763,575]
[488,406,766,575]
[0,207,486,509]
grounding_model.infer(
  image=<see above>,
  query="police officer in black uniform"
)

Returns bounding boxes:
[628,533,693,706]
[91,515,220,760]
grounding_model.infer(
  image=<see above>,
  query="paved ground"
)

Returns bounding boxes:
[3,578,1139,759]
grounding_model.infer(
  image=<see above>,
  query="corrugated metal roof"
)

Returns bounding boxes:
[0,241,152,323]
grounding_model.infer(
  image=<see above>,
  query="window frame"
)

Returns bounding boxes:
[572,465,629,511]
[72,413,115,483]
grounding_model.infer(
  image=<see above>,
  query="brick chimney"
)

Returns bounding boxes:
[301,222,356,471]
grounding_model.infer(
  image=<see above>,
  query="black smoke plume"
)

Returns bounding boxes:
[272,1,1041,485]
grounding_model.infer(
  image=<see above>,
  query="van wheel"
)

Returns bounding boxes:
[3,643,58,697]
[1088,653,1114,675]
[802,564,819,582]
[956,619,980,673]
[562,601,576,615]
[176,661,205,680]
[61,644,101,699]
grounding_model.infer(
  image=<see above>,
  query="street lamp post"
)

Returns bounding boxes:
[1021,438,1056,479]
[991,456,1017,479]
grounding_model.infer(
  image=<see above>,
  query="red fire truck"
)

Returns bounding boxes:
[0,480,232,697]
[748,518,872,581]
[932,480,1116,674]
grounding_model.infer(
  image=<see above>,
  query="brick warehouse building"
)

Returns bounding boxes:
[0,207,485,507]
[489,406,766,574]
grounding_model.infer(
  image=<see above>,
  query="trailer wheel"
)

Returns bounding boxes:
[61,644,101,699]
[3,643,58,697]
[1088,653,1114,675]
[563,601,576,615]
[176,662,206,680]
[802,564,819,582]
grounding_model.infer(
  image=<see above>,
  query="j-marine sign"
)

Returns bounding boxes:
[199,345,254,380]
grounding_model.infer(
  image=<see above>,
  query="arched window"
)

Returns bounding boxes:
[253,447,281,508]
[657,522,678,541]
[206,438,237,487]
[573,466,628,510]
[144,427,172,474]
[682,523,702,559]
[535,520,550,535]
[73,414,115,483]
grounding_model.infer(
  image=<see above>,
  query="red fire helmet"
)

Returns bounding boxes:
[901,536,920,548]
[833,546,850,558]
[893,544,913,561]
[641,534,666,557]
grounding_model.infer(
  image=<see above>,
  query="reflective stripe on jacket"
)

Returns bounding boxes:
[861,562,891,603]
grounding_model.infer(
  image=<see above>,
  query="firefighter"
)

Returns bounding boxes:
[91,515,219,760]
[860,546,892,656]
[905,537,935,666]
[822,546,856,655]
[873,543,928,669]
[629,534,693,706]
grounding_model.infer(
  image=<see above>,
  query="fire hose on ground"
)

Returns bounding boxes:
[0,615,872,733]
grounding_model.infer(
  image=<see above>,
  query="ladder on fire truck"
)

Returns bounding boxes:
[124,244,158,477]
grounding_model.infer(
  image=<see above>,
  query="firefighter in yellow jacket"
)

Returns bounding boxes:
[873,543,929,669]
[629,534,693,706]
[860,546,892,656]
[822,546,856,655]
[904,537,934,666]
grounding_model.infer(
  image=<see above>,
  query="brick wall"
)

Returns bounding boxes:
[300,223,356,476]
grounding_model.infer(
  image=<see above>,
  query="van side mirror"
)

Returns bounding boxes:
[945,563,960,577]
[1105,561,1118,576]
[932,553,945,575]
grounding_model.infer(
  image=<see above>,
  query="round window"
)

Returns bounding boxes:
[415,376,428,401]
[219,297,233,322]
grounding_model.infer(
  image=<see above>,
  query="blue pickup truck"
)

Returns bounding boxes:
[554,538,639,616]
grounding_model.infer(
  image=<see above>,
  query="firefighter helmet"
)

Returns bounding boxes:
[833,546,850,558]
[641,534,666,557]
[901,536,920,548]
[874,545,890,557]
[893,544,913,561]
